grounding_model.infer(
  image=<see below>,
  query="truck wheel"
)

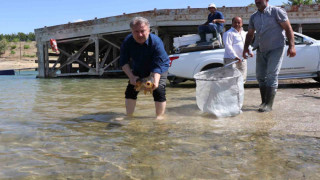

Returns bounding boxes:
[313,72,320,83]
[313,77,320,83]
[169,77,186,86]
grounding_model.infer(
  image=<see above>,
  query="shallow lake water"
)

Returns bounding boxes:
[0,71,319,179]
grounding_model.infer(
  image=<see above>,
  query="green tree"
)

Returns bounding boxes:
[0,39,8,55]
[0,32,35,42]
[27,32,35,41]
[12,38,20,43]
[17,32,27,41]
[285,0,315,5]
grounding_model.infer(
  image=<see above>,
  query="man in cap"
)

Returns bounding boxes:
[243,0,296,112]
[197,3,225,43]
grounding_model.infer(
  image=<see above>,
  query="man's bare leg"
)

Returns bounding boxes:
[125,99,136,116]
[155,101,166,119]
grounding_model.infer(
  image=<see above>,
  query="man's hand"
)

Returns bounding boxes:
[242,49,254,59]
[122,64,139,85]
[152,81,159,90]
[287,46,296,57]
[242,48,250,59]
[243,29,255,59]
[152,73,161,91]
[280,20,296,58]
[235,57,242,63]
[129,76,139,85]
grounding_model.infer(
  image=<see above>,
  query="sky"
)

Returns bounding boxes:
[0,0,287,34]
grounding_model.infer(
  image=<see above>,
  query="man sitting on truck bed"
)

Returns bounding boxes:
[197,3,225,43]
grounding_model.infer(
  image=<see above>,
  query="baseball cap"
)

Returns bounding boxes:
[208,3,216,8]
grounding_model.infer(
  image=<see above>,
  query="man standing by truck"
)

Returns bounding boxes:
[243,0,296,112]
[197,3,225,43]
[223,16,253,83]
[120,17,170,119]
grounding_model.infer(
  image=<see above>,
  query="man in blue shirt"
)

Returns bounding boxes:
[197,3,225,43]
[120,17,170,119]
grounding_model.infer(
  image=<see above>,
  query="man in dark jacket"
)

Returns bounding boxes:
[120,17,170,119]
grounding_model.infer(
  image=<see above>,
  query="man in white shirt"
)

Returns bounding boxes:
[223,16,253,82]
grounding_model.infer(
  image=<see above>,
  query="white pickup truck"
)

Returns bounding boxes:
[168,32,320,85]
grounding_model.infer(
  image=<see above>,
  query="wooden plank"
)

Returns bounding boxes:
[100,45,112,67]
[37,43,45,78]
[57,36,90,43]
[94,35,99,74]
[103,56,120,70]
[49,53,60,56]
[54,39,93,74]
[100,36,120,49]
[113,46,119,68]
[44,43,49,77]
[35,60,58,63]
[56,72,90,77]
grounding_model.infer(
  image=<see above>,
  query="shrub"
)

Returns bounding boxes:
[23,53,36,58]
[10,50,16,54]
[24,44,30,49]
[11,45,17,49]
[12,38,20,43]
[0,39,8,54]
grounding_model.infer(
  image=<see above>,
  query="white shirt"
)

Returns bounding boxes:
[223,27,248,59]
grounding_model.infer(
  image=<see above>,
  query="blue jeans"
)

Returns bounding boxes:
[198,23,223,34]
[256,47,285,88]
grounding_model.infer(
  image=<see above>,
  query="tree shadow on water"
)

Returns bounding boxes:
[167,104,202,117]
[242,105,259,112]
[170,96,196,101]
[299,94,320,100]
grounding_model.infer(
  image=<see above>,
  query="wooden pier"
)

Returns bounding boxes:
[34,4,320,78]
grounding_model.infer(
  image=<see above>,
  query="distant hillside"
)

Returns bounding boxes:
[0,41,37,60]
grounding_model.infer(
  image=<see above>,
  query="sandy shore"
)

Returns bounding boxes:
[0,58,38,70]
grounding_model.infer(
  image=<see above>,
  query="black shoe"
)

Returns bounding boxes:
[258,87,276,112]
[258,85,266,108]
[197,33,206,43]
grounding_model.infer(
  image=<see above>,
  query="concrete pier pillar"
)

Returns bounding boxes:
[298,24,303,34]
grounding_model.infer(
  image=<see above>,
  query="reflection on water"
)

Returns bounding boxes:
[0,71,319,179]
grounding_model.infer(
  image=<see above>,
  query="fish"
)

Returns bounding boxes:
[134,76,154,95]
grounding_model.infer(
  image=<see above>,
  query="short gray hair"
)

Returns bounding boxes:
[130,17,150,28]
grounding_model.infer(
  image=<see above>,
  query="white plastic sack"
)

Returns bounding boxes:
[194,67,244,117]
[173,34,213,49]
